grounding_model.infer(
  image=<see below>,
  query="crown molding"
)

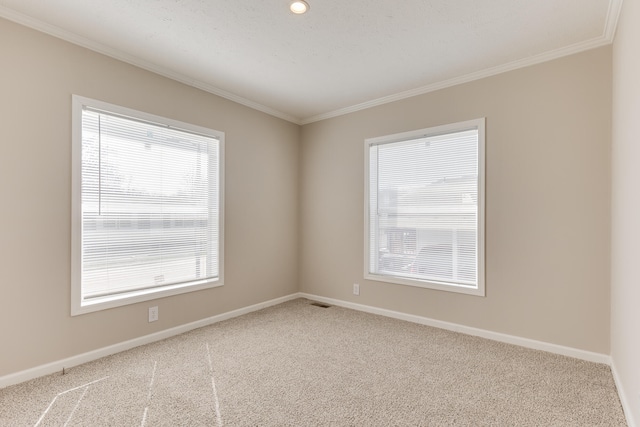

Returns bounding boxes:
[301,0,624,125]
[302,3,623,124]
[1,1,623,127]
[604,0,624,41]
[0,5,303,125]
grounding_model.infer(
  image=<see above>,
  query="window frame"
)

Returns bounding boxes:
[71,95,225,315]
[364,118,485,296]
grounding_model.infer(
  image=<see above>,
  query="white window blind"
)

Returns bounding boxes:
[365,119,485,295]
[72,96,224,314]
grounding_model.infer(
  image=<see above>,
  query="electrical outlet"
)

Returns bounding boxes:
[148,306,159,322]
[353,283,360,295]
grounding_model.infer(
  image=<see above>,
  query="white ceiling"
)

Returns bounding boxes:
[0,0,622,124]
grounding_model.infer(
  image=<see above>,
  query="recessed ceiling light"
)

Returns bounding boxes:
[290,0,310,14]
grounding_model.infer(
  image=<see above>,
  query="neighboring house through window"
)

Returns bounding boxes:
[365,118,485,296]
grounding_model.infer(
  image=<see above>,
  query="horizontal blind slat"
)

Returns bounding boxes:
[80,108,219,299]
[369,127,479,286]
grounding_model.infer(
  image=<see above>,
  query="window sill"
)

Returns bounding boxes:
[364,273,485,296]
[71,278,223,316]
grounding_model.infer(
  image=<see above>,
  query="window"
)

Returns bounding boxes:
[365,118,485,296]
[71,96,224,315]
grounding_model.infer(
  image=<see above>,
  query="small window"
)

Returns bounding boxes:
[365,119,485,296]
[71,96,224,315]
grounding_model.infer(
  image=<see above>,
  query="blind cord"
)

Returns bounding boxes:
[98,114,102,216]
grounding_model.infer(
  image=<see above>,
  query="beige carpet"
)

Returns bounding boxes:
[0,298,627,426]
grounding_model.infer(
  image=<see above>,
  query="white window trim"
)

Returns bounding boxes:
[363,118,485,296]
[71,95,225,315]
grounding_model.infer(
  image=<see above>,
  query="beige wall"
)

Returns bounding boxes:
[300,47,612,354]
[612,0,640,423]
[0,14,617,379]
[0,18,300,376]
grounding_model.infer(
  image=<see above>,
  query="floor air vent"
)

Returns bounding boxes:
[310,302,331,308]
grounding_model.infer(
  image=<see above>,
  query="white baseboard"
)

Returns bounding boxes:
[298,293,611,365]
[0,292,613,390]
[611,359,638,427]
[0,293,300,389]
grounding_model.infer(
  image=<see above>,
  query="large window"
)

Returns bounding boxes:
[71,96,224,314]
[365,119,485,296]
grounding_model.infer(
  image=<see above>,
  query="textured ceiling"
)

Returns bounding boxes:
[0,0,622,124]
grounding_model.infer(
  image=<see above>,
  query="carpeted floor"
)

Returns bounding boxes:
[0,298,627,426]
